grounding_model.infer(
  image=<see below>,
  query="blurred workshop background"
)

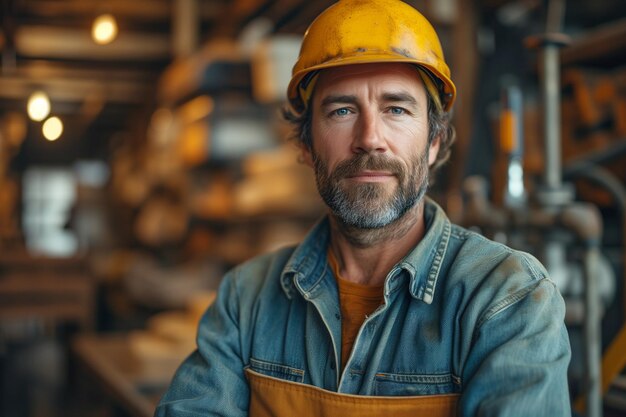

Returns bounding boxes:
[0,0,625,416]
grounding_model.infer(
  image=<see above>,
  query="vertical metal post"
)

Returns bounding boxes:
[584,247,603,417]
[542,44,562,190]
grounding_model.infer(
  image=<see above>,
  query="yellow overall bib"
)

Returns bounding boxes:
[246,368,459,417]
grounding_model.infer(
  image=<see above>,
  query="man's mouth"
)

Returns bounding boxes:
[346,170,395,182]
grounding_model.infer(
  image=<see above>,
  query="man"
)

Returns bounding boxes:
[155,1,571,416]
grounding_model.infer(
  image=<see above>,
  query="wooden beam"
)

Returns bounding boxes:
[214,0,274,36]
[561,18,626,67]
[446,0,478,220]
[15,60,158,84]
[15,25,171,61]
[19,0,221,21]
[0,74,151,104]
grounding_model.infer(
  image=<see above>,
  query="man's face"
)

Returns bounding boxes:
[305,63,440,229]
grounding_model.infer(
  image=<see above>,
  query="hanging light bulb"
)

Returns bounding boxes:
[27,91,51,122]
[92,14,118,45]
[42,116,63,141]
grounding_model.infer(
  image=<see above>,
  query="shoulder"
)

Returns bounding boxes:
[423,198,546,282]
[443,224,558,324]
[418,199,552,313]
[449,221,548,283]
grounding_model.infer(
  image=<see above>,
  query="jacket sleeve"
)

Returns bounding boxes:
[154,270,249,417]
[459,275,572,417]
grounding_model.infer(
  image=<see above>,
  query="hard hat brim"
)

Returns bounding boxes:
[287,54,456,114]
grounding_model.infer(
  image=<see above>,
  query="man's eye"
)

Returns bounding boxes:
[389,107,406,115]
[332,108,351,117]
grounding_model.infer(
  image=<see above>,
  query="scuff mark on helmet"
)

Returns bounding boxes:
[392,47,414,58]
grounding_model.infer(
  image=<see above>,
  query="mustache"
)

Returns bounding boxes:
[329,154,406,181]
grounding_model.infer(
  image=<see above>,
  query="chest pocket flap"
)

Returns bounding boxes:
[374,372,462,396]
[248,357,305,383]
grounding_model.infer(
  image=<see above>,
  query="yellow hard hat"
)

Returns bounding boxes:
[287,0,456,114]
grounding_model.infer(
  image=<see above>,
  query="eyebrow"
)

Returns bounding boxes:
[320,92,419,107]
[320,95,358,107]
[381,92,418,106]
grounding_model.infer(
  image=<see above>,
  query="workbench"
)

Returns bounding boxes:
[72,333,177,417]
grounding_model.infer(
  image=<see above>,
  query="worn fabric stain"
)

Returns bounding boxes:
[423,320,440,341]
[532,287,545,302]
[507,283,521,295]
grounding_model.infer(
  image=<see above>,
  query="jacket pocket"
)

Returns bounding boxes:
[374,372,461,396]
[248,357,305,383]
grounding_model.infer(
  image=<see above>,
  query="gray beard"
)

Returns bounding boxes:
[313,151,430,229]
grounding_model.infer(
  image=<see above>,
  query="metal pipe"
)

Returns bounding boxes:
[564,162,626,321]
[564,140,626,173]
[559,203,604,417]
[546,0,566,34]
[584,246,603,417]
[541,0,567,192]
[542,44,562,190]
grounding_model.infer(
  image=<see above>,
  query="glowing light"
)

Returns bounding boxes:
[27,91,51,121]
[92,14,118,45]
[507,160,525,198]
[42,117,63,141]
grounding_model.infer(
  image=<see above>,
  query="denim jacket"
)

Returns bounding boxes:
[155,199,571,416]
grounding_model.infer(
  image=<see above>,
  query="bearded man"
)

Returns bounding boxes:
[156,1,571,416]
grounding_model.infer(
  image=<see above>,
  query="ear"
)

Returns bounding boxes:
[427,134,441,167]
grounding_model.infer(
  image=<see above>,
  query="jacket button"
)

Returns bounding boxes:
[335,313,341,320]
[330,360,336,370]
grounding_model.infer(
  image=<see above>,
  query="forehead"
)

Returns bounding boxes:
[313,63,425,99]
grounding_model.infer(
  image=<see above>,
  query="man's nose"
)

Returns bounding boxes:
[352,109,388,154]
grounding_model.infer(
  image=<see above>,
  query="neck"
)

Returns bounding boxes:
[328,200,427,286]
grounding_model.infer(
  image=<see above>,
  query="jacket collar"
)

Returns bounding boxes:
[280,198,452,305]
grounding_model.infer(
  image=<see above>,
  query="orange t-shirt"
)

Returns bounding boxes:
[328,250,384,371]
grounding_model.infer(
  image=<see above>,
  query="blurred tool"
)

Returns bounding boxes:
[499,81,526,209]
